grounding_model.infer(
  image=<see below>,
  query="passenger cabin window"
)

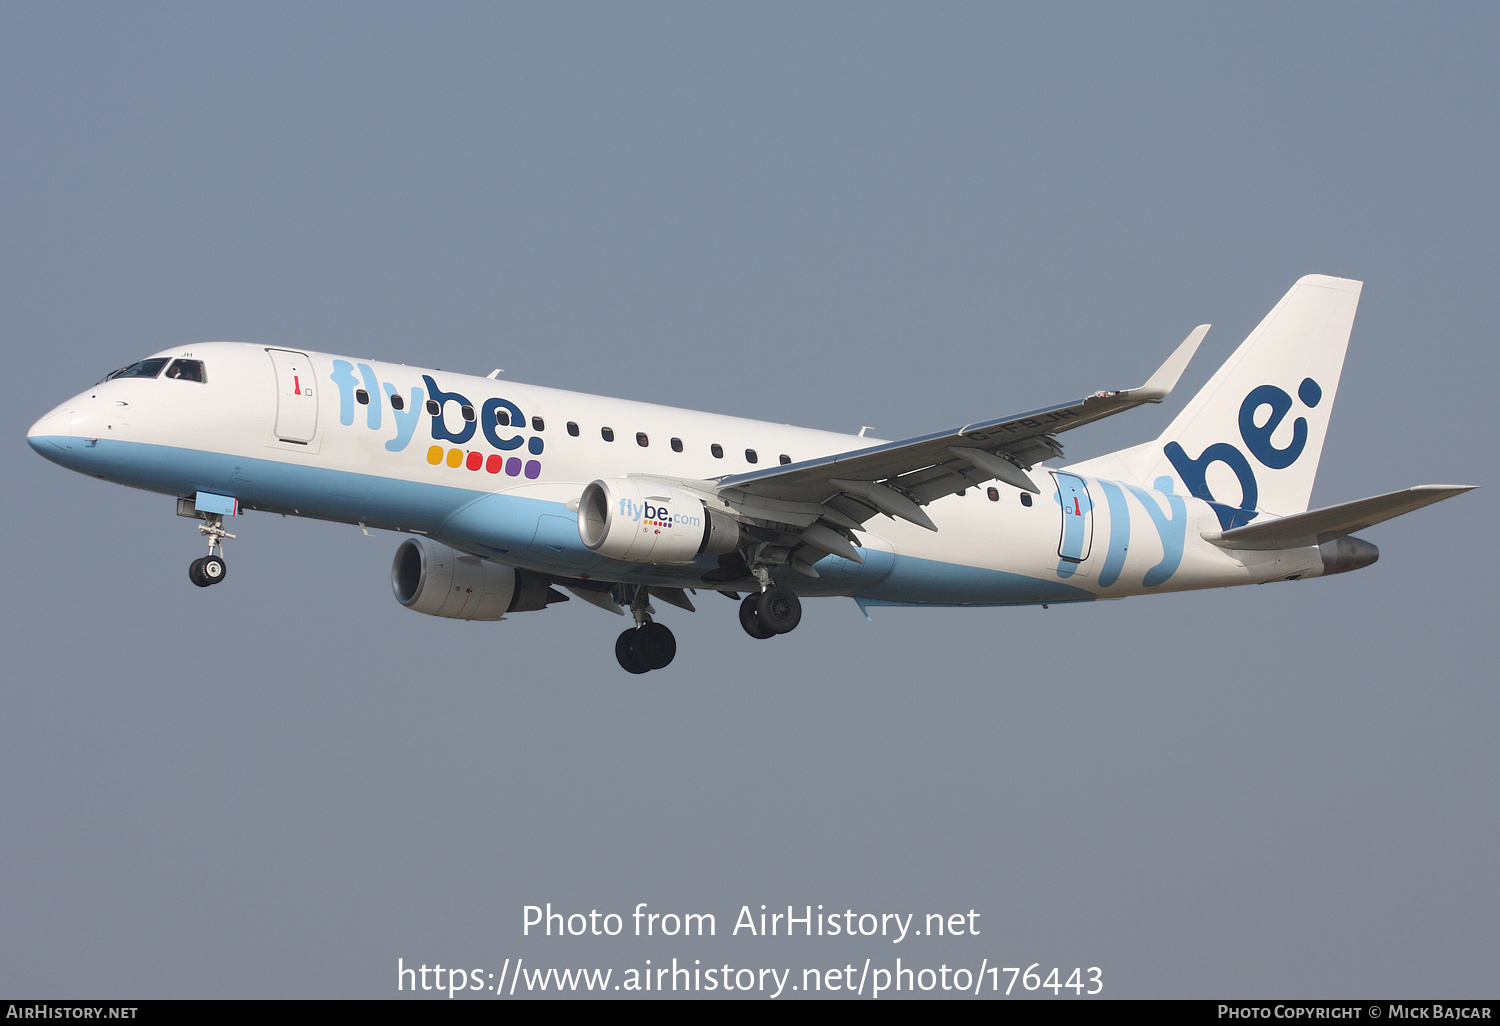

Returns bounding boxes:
[1020,493,1033,507]
[425,399,441,415]
[779,454,791,465]
[745,449,758,464]
[355,389,370,405]
[710,443,723,459]
[567,421,579,436]
[495,409,510,426]
[531,416,544,431]
[987,487,999,502]
[105,358,169,381]
[602,427,615,442]
[164,359,205,382]
[670,437,683,452]
[460,404,475,422]
[636,432,649,447]
[390,394,405,411]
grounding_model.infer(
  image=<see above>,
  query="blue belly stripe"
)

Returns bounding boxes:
[30,435,1092,606]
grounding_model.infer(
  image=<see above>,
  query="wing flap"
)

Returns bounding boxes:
[562,582,626,615]
[649,587,697,612]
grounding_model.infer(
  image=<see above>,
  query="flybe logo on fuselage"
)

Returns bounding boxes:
[329,362,544,480]
[1164,378,1323,530]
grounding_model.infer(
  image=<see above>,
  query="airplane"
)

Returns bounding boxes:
[27,274,1473,673]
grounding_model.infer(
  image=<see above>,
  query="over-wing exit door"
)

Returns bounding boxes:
[266,349,318,443]
[1053,471,1093,563]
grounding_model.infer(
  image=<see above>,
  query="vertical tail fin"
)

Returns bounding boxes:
[1080,275,1363,529]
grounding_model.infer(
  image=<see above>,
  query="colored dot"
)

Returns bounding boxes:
[466,451,483,471]
[505,456,522,476]
[446,448,464,468]
[486,454,503,474]
[1298,377,1322,408]
[427,446,444,465]
[528,436,544,455]
[524,459,541,479]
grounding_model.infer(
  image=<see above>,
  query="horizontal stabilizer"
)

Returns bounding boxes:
[1209,485,1475,550]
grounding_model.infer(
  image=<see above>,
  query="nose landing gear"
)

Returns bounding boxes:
[188,512,234,588]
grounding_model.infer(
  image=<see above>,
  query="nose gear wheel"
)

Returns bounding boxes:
[189,554,228,587]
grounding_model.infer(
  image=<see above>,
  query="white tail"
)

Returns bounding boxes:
[1076,275,1363,529]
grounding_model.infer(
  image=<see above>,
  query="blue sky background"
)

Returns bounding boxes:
[2,3,1496,998]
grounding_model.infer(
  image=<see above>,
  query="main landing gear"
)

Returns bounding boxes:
[608,575,803,672]
[738,583,802,641]
[616,622,676,674]
[615,585,677,674]
[188,512,234,588]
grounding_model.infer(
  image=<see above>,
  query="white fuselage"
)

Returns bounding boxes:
[27,341,1329,607]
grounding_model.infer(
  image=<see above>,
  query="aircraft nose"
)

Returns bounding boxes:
[27,399,86,461]
[28,411,61,452]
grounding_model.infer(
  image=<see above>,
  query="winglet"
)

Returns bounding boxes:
[1122,324,1209,403]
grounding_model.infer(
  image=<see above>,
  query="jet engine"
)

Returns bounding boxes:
[577,478,740,563]
[391,537,556,619]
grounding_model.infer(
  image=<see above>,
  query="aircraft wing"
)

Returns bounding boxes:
[713,326,1208,544]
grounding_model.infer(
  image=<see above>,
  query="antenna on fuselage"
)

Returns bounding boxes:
[487,369,504,379]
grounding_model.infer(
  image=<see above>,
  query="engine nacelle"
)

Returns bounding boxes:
[391,537,552,619]
[577,478,740,564]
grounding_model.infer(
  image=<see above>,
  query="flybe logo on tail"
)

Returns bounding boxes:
[1164,378,1323,530]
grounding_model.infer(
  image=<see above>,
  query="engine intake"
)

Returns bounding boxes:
[577,478,740,564]
[392,537,554,619]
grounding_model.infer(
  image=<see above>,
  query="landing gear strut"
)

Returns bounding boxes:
[614,585,677,673]
[188,512,234,588]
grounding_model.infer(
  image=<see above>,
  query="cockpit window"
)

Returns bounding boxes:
[164,359,206,383]
[104,358,169,381]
